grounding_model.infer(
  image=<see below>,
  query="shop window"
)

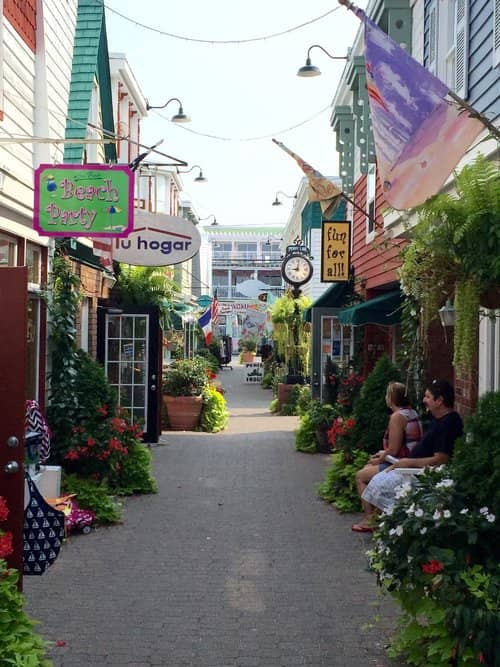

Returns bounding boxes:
[0,233,17,266]
[26,242,41,284]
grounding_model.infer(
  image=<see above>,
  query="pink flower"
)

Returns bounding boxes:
[0,531,13,558]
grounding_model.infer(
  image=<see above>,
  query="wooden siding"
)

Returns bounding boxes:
[468,0,500,120]
[350,174,405,290]
[0,1,77,224]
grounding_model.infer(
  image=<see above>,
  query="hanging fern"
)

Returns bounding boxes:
[399,154,500,374]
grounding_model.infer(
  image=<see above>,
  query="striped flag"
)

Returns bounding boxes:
[198,307,212,345]
[350,5,483,209]
[211,289,219,327]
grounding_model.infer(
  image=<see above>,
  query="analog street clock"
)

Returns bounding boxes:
[281,253,313,287]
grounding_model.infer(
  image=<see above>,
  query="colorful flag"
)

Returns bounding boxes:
[353,7,483,210]
[198,307,212,345]
[272,139,342,217]
[211,289,219,327]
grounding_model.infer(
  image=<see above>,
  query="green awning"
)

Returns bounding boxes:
[339,291,403,326]
[304,282,351,322]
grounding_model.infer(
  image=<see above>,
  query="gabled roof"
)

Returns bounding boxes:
[64,0,116,164]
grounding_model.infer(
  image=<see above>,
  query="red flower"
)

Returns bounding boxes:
[64,449,80,461]
[97,405,108,416]
[110,417,126,433]
[0,497,9,523]
[421,560,444,575]
[87,438,96,447]
[0,531,13,558]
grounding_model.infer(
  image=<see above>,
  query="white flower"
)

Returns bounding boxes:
[486,513,496,523]
[406,504,415,516]
[395,525,404,536]
[443,510,452,519]
[414,508,424,518]
[378,522,385,529]
[433,510,442,520]
[384,508,394,516]
[420,527,427,535]
[460,508,469,514]
[436,478,454,488]
[395,482,412,499]
[479,506,489,515]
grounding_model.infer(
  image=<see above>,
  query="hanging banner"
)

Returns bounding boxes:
[321,221,351,282]
[112,209,201,266]
[34,164,133,237]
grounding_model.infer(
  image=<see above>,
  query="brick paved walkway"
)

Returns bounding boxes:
[25,361,401,666]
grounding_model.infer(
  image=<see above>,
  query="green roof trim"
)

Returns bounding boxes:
[339,291,403,326]
[303,282,352,322]
[64,0,116,164]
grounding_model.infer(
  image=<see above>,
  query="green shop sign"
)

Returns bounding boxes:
[34,164,134,237]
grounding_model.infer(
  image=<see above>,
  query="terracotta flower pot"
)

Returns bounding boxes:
[241,351,256,363]
[163,395,203,430]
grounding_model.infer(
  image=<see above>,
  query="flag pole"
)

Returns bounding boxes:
[447,92,500,141]
[340,191,380,229]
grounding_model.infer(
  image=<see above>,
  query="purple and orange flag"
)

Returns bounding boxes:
[272,139,343,218]
[350,5,483,209]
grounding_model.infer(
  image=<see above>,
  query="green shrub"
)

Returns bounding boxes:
[62,474,122,524]
[201,386,229,432]
[269,398,279,413]
[295,385,313,416]
[317,449,369,512]
[261,372,274,389]
[115,443,158,495]
[295,413,317,453]
[0,560,52,666]
[369,467,500,666]
[48,350,118,462]
[451,391,500,517]
[339,354,401,456]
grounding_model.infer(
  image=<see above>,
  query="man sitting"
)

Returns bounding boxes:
[360,379,463,519]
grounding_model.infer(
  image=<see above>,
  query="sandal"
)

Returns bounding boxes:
[351,523,374,533]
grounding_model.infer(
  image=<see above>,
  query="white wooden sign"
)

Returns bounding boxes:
[112,210,201,266]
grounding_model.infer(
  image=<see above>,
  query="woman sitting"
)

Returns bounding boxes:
[352,381,422,532]
[361,379,463,517]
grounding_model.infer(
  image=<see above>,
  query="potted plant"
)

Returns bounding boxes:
[239,335,258,363]
[162,357,209,430]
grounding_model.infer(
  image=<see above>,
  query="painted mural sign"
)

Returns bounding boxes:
[112,209,201,266]
[34,164,133,237]
[321,221,351,282]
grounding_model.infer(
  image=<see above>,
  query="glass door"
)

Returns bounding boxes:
[98,306,161,442]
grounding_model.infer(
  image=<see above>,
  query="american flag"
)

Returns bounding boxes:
[211,289,219,326]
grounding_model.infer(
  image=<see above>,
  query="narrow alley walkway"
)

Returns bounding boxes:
[25,362,400,667]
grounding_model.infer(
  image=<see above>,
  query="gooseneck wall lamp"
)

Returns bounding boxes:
[297,45,348,77]
[145,97,191,123]
[272,191,295,206]
[177,165,207,183]
[199,214,218,226]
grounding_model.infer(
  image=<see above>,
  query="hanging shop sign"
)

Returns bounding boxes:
[34,164,133,237]
[321,221,351,282]
[112,209,201,266]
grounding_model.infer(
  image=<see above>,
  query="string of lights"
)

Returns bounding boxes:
[152,106,331,142]
[103,2,340,45]
[1,93,332,147]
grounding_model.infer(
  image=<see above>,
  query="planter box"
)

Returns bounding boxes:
[163,395,203,430]
[277,383,299,411]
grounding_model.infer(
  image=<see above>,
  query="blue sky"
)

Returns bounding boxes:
[105,1,368,228]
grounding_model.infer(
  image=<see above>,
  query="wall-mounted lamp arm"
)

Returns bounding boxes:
[297,44,348,77]
[145,97,191,123]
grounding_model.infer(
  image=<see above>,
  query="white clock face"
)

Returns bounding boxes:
[283,255,312,284]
